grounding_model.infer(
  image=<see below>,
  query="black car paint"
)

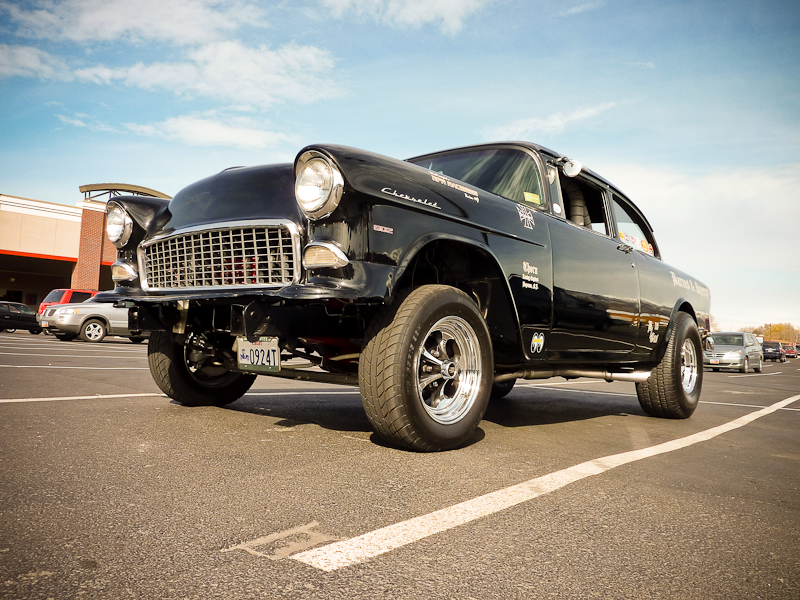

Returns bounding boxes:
[97,142,710,375]
[0,302,42,333]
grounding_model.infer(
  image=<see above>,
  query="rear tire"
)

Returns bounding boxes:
[359,285,493,451]
[636,312,702,419]
[754,357,762,373]
[147,330,255,407]
[491,379,516,399]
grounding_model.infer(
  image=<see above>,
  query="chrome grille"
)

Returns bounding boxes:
[141,224,298,290]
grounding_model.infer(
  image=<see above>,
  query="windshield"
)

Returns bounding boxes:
[409,148,544,206]
[714,334,743,346]
[43,290,65,303]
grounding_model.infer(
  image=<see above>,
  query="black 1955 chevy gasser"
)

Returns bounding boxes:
[97,142,711,451]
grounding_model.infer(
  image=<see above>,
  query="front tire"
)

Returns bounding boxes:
[740,357,749,373]
[80,319,107,342]
[359,285,493,451]
[636,312,702,419]
[147,330,255,407]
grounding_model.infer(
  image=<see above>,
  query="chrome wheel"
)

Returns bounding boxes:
[681,338,698,393]
[85,323,103,340]
[80,320,107,342]
[415,315,482,425]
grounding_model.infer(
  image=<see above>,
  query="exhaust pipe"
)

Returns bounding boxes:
[494,369,651,384]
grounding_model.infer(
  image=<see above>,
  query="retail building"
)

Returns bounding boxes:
[0,185,169,308]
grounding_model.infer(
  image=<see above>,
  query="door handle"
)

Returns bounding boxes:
[616,243,633,254]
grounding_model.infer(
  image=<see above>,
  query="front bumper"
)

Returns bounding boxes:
[40,313,83,335]
[704,355,745,369]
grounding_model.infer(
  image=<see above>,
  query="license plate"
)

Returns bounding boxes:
[41,320,49,327]
[710,359,719,364]
[236,337,280,373]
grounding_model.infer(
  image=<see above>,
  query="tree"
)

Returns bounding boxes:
[744,322,800,342]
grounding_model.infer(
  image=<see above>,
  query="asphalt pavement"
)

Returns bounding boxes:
[1,330,798,599]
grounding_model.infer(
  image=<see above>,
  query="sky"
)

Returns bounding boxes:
[1,0,799,331]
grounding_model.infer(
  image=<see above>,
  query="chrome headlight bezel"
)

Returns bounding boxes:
[294,150,344,220]
[106,202,134,248]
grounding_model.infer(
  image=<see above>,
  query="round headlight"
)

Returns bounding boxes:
[106,202,133,248]
[295,152,344,219]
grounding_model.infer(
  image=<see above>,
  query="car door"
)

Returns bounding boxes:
[547,173,640,361]
[0,304,11,329]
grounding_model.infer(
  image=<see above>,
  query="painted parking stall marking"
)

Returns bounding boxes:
[0,393,165,404]
[0,365,150,370]
[291,394,800,572]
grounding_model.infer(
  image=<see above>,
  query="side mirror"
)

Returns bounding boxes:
[563,159,582,178]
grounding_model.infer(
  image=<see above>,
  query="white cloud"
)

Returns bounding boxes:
[56,113,117,131]
[632,61,656,69]
[556,1,606,17]
[0,0,264,46]
[125,115,295,149]
[0,43,70,79]
[486,102,618,139]
[596,162,800,328]
[74,41,337,108]
[319,0,491,34]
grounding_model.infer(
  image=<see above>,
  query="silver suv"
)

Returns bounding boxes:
[39,299,145,343]
[704,331,763,373]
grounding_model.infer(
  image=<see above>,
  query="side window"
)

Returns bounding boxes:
[558,174,610,236]
[611,195,656,257]
[71,292,92,303]
[410,148,545,207]
[0,304,8,313]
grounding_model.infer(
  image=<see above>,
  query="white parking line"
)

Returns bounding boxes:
[290,394,800,572]
[0,393,165,403]
[701,400,800,411]
[0,352,146,359]
[728,372,782,378]
[245,390,360,396]
[520,386,634,398]
[0,343,146,354]
[0,365,149,370]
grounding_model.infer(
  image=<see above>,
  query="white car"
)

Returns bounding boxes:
[39,298,145,343]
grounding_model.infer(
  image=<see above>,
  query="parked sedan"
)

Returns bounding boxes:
[762,341,786,362]
[0,301,42,334]
[703,331,762,372]
[783,343,797,359]
[40,299,145,343]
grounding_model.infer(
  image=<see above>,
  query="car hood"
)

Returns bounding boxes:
[153,163,304,236]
